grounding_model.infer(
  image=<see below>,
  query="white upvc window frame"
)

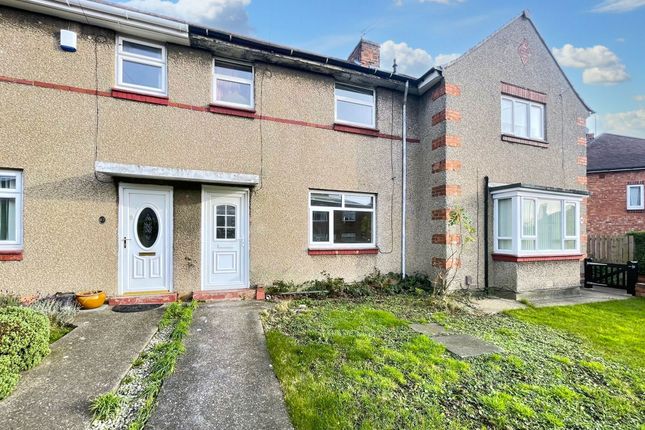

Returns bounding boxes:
[501,95,545,141]
[212,58,255,110]
[626,184,644,210]
[492,188,582,257]
[0,169,24,251]
[308,190,377,249]
[334,83,376,129]
[115,35,167,96]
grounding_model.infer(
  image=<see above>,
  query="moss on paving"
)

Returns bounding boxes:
[262,297,645,430]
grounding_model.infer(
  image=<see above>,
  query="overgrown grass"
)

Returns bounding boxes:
[90,392,122,421]
[263,297,645,429]
[507,298,645,368]
[94,300,198,429]
[49,325,73,343]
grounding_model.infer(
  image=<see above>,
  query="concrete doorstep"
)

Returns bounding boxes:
[0,306,164,430]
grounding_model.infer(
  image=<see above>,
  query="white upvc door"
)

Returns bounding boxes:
[119,184,173,294]
[202,186,249,290]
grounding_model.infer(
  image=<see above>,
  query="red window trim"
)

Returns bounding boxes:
[492,253,583,262]
[333,123,380,137]
[501,134,549,148]
[0,251,23,261]
[308,248,379,256]
[208,104,256,119]
[111,89,169,106]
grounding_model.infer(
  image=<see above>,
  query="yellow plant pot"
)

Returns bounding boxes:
[76,291,106,310]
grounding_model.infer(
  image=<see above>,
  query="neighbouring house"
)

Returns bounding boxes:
[0,1,591,302]
[587,133,645,236]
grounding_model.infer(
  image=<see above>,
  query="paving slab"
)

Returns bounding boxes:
[0,306,163,430]
[410,322,446,336]
[431,334,503,358]
[147,301,293,430]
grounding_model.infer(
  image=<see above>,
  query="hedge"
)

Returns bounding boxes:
[628,231,645,275]
[0,306,50,400]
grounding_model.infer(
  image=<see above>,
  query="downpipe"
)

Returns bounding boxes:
[401,81,409,278]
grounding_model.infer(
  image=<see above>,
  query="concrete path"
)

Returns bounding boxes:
[471,286,633,314]
[0,306,163,430]
[147,301,293,430]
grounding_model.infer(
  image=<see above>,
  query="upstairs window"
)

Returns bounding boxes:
[0,170,23,251]
[493,187,582,256]
[627,185,644,210]
[116,36,167,96]
[309,191,376,248]
[213,60,254,109]
[501,95,545,140]
[335,84,375,128]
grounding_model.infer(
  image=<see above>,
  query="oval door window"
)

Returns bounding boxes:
[137,207,160,248]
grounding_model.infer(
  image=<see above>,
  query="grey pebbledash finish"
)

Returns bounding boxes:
[0,306,163,430]
[147,301,293,430]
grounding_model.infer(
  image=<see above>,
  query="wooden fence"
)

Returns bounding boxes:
[587,235,635,264]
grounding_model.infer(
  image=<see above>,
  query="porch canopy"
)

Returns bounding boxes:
[95,161,260,186]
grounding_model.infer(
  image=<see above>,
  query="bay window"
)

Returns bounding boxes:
[0,170,23,251]
[493,186,583,256]
[309,191,376,248]
[501,95,545,140]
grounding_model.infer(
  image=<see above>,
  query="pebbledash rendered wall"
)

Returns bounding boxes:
[0,6,421,297]
[431,15,590,298]
[587,171,645,236]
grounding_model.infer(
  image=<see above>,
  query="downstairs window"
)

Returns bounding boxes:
[492,186,583,256]
[309,191,376,248]
[0,170,23,251]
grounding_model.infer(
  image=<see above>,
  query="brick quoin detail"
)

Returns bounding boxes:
[431,82,462,101]
[432,135,461,150]
[577,137,587,146]
[588,171,645,235]
[432,109,461,126]
[577,156,587,166]
[576,117,587,127]
[501,82,547,104]
[432,160,462,173]
[432,234,461,245]
[432,257,461,269]
[576,176,588,186]
[431,208,452,220]
[432,185,461,197]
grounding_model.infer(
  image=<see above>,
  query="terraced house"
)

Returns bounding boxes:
[0,0,591,302]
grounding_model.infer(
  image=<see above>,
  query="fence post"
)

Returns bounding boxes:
[626,261,638,296]
[583,258,593,288]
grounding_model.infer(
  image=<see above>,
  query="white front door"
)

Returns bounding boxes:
[202,186,249,290]
[119,184,173,294]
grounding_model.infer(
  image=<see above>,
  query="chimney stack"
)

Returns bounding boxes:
[348,39,381,68]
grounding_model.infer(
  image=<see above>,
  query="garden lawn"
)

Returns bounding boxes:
[506,298,645,369]
[262,297,645,430]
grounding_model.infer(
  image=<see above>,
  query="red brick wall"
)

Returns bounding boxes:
[587,171,645,235]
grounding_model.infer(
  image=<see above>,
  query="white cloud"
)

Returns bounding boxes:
[552,44,629,85]
[380,40,459,76]
[122,0,251,32]
[597,109,645,138]
[592,0,645,13]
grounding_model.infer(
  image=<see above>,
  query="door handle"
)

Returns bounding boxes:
[123,237,131,248]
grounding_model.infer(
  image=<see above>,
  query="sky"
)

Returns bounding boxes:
[113,0,645,138]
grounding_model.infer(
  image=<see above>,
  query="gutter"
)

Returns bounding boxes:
[587,167,645,174]
[0,0,189,45]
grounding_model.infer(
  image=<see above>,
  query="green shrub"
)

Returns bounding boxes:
[0,355,20,400]
[0,306,50,372]
[627,231,645,274]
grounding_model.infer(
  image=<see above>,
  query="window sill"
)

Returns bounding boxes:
[492,253,583,262]
[208,104,256,119]
[308,248,379,256]
[0,251,23,261]
[501,134,548,148]
[333,123,380,137]
[112,89,169,105]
